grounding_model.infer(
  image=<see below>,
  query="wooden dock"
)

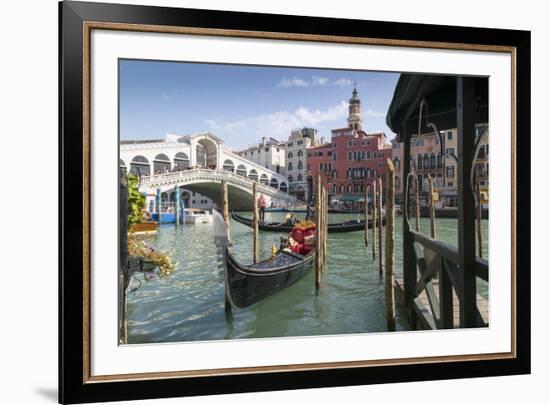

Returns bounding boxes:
[395,278,489,330]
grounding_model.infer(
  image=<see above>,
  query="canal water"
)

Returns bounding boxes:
[126,213,489,344]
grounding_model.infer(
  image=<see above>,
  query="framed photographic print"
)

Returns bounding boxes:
[59,0,531,403]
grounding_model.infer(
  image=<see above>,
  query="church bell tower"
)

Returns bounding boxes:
[347,84,363,131]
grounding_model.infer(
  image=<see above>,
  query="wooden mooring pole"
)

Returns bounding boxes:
[476,180,483,258]
[372,180,377,259]
[415,177,420,232]
[428,175,436,239]
[322,186,328,268]
[315,174,322,289]
[252,182,259,264]
[157,188,162,225]
[221,180,232,315]
[364,184,369,247]
[385,159,396,331]
[175,185,180,227]
[378,177,383,274]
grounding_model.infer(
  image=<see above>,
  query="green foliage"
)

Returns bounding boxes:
[127,174,145,227]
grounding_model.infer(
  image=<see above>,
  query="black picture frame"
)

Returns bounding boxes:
[59,1,531,403]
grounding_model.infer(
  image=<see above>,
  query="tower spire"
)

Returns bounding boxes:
[347,84,362,131]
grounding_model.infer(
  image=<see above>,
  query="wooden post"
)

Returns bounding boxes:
[157,188,162,225]
[415,177,420,232]
[221,180,232,315]
[428,175,436,239]
[315,174,322,289]
[457,77,477,327]
[221,180,231,241]
[385,159,396,331]
[119,168,129,344]
[402,125,417,328]
[175,185,180,227]
[476,181,483,258]
[372,179,377,259]
[252,182,259,264]
[378,177,384,274]
[322,186,328,270]
[364,184,369,246]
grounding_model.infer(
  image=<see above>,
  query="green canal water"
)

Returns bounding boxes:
[126,213,489,344]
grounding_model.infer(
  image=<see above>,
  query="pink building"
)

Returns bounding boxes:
[307,87,392,202]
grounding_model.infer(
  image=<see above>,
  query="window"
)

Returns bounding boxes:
[446,166,455,178]
[297,161,303,170]
[446,148,455,157]
[297,174,303,181]
[332,152,337,161]
[288,175,293,182]
[430,153,436,169]
[366,150,371,159]
[447,131,453,140]
[348,151,352,160]
[417,155,423,170]
[423,154,429,169]
[288,162,293,171]
[318,152,324,157]
[298,150,303,157]
[437,153,443,168]
[288,151,293,159]
[298,140,303,145]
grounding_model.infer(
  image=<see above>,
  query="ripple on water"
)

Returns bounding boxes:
[126,214,487,343]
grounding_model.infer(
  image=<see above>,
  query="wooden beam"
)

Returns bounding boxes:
[402,126,417,328]
[457,77,478,327]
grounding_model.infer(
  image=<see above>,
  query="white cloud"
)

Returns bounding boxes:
[277,77,309,88]
[365,109,386,118]
[205,101,348,148]
[276,76,353,89]
[334,78,352,87]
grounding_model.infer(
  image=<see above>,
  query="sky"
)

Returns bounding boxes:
[119,60,400,149]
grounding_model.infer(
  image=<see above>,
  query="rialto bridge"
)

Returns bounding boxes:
[120,133,300,210]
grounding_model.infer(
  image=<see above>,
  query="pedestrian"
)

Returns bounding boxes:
[258,194,267,222]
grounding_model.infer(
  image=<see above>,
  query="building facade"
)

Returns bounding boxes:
[284,127,319,201]
[391,124,489,207]
[307,87,393,202]
[237,137,286,176]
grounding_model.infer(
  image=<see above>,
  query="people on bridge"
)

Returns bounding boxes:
[258,194,267,222]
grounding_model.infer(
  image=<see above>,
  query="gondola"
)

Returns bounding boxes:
[230,211,383,233]
[213,210,314,309]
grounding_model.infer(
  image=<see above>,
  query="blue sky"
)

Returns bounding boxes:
[119,60,400,149]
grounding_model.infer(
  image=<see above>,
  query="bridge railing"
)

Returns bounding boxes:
[138,168,298,201]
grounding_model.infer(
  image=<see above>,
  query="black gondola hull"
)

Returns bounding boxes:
[231,211,383,233]
[225,250,314,308]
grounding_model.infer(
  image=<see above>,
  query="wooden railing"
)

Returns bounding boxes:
[410,230,488,329]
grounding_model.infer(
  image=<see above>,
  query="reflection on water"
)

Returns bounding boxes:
[126,212,488,343]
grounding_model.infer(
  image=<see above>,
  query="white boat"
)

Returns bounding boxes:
[183,208,213,224]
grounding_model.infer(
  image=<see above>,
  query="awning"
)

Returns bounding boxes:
[386,74,488,140]
[333,194,368,202]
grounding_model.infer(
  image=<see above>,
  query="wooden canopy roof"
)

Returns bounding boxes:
[386,74,489,140]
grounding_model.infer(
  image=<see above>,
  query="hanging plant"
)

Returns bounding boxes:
[127,174,146,227]
[128,234,177,277]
